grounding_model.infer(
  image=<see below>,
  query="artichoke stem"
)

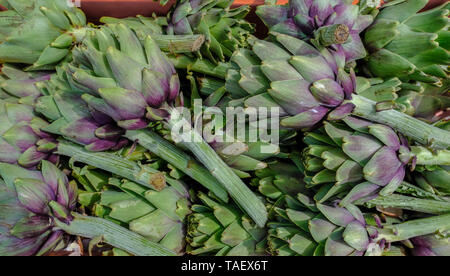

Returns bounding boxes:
[55,213,176,256]
[364,193,450,215]
[124,129,229,202]
[350,95,450,149]
[72,28,90,43]
[166,112,268,227]
[375,213,450,243]
[411,146,450,166]
[317,24,350,46]
[152,34,206,54]
[56,140,185,192]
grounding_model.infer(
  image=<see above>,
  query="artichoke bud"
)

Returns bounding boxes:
[256,0,373,62]
[0,161,78,255]
[302,116,410,205]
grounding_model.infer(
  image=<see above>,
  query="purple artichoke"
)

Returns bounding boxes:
[226,33,359,130]
[302,116,412,204]
[411,234,450,256]
[66,24,181,130]
[0,100,58,168]
[0,161,76,256]
[256,0,375,62]
[0,161,176,256]
[0,64,51,103]
[35,67,129,152]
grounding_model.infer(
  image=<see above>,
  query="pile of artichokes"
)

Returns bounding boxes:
[0,0,449,256]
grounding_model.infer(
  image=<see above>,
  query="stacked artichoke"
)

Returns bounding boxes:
[0,0,449,257]
[0,0,88,70]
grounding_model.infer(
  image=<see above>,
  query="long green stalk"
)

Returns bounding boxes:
[55,213,176,256]
[124,130,229,202]
[56,140,186,193]
[351,95,450,149]
[364,194,450,215]
[152,34,205,53]
[165,116,268,228]
[412,146,450,166]
[376,214,450,243]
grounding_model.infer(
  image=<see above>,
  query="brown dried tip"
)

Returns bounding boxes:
[334,24,350,44]
[150,172,167,191]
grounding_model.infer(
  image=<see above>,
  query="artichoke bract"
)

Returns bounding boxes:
[0,161,76,256]
[0,64,51,103]
[187,191,267,256]
[167,0,254,63]
[364,0,449,85]
[73,164,191,255]
[256,0,376,62]
[0,99,58,168]
[0,0,88,70]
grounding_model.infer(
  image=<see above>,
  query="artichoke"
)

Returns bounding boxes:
[0,161,77,256]
[364,0,449,85]
[0,99,58,168]
[68,24,181,131]
[0,0,88,70]
[396,79,450,123]
[302,116,412,204]
[73,163,191,255]
[256,0,376,62]
[225,33,364,129]
[0,161,178,256]
[411,234,450,256]
[0,64,51,103]
[36,67,129,152]
[253,165,450,256]
[302,114,450,205]
[186,191,267,256]
[62,23,267,227]
[167,0,254,63]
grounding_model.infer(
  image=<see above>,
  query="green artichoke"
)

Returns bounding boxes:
[186,191,267,256]
[395,79,450,123]
[0,0,88,70]
[73,160,191,255]
[364,0,449,85]
[167,0,254,63]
